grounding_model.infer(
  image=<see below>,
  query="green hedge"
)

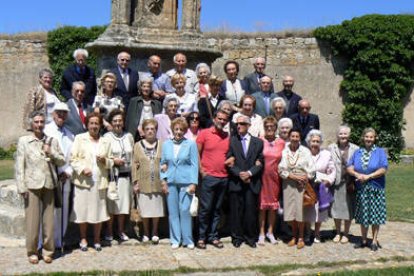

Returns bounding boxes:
[314,15,414,160]
[46,25,106,96]
[0,145,16,160]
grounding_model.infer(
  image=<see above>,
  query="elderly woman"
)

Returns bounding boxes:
[126,78,162,141]
[347,128,388,251]
[70,112,113,252]
[328,125,358,244]
[155,97,179,141]
[198,75,225,129]
[165,73,197,117]
[271,97,287,122]
[277,118,293,141]
[104,109,134,242]
[278,129,315,249]
[232,95,264,137]
[23,69,61,130]
[194,63,211,98]
[258,117,285,245]
[304,130,336,243]
[132,119,165,244]
[16,111,65,264]
[93,72,124,132]
[184,111,201,141]
[160,117,199,249]
[220,60,247,108]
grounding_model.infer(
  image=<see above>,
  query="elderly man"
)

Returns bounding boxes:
[65,81,88,135]
[16,111,65,264]
[139,55,169,100]
[196,110,230,249]
[244,57,274,94]
[251,76,278,117]
[227,115,264,248]
[276,75,302,117]
[111,51,139,109]
[44,102,75,251]
[166,53,197,94]
[60,49,97,105]
[290,99,320,144]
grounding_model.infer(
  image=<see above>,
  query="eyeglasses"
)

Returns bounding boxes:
[189,117,199,121]
[236,122,248,126]
[120,58,130,62]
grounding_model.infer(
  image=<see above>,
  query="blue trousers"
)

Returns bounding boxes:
[167,183,193,246]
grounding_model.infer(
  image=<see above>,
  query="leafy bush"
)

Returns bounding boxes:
[314,15,414,160]
[0,144,16,160]
[46,25,106,96]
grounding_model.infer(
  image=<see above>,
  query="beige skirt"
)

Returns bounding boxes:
[137,192,165,218]
[283,179,305,222]
[71,181,109,224]
[107,177,132,215]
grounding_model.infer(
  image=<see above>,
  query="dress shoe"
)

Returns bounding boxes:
[232,240,242,248]
[94,243,102,252]
[246,241,257,248]
[354,241,368,249]
[371,243,379,251]
[28,255,39,264]
[297,240,305,249]
[287,238,296,247]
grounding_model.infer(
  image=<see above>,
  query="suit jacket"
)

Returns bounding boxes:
[64,98,88,136]
[70,133,113,190]
[251,91,278,118]
[61,64,97,105]
[160,139,199,185]
[276,90,302,117]
[227,135,264,194]
[290,113,320,144]
[125,96,162,141]
[243,72,274,94]
[15,134,65,194]
[111,67,139,110]
[197,95,225,129]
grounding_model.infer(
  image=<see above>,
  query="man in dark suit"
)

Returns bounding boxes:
[111,51,139,111]
[60,49,97,106]
[251,76,278,117]
[64,81,88,135]
[290,99,320,144]
[276,75,302,117]
[227,115,264,248]
[243,57,274,94]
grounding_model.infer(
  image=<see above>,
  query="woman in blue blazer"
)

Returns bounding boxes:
[160,117,199,249]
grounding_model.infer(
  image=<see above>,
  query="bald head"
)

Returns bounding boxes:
[148,55,161,74]
[259,75,272,92]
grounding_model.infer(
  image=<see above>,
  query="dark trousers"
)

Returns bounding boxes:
[198,176,228,242]
[229,188,258,245]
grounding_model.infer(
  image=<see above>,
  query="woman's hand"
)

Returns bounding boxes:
[82,168,92,176]
[161,180,169,194]
[187,184,196,195]
[114,158,125,167]
[161,164,168,173]
[133,181,140,194]
[96,155,106,165]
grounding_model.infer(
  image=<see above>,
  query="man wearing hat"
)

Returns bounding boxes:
[44,102,75,250]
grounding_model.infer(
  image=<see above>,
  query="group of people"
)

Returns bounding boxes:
[16,49,388,264]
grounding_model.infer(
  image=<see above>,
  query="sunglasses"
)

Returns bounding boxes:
[189,116,199,121]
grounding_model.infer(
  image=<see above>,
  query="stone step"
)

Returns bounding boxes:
[0,203,25,238]
[0,179,24,209]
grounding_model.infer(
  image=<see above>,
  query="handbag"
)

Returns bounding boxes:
[107,168,119,200]
[303,180,317,207]
[189,195,199,217]
[130,196,142,237]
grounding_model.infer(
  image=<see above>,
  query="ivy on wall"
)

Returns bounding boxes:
[314,15,414,160]
[46,25,106,95]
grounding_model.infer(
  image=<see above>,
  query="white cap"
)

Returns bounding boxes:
[54,102,69,112]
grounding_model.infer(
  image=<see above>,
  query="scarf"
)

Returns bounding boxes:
[360,144,376,170]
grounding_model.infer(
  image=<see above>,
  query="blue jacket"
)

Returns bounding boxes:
[160,139,199,185]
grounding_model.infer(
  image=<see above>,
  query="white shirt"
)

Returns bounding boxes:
[225,79,245,105]
[166,68,198,95]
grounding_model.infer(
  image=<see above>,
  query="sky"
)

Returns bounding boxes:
[1,0,413,34]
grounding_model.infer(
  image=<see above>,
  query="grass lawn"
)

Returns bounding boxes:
[326,266,414,275]
[0,159,14,181]
[0,161,412,221]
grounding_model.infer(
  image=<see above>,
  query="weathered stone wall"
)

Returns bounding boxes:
[0,38,49,146]
[1,34,413,148]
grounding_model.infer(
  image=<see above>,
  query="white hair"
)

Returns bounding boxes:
[173,53,186,62]
[271,97,287,109]
[236,114,251,124]
[163,95,180,110]
[254,57,266,64]
[195,63,211,76]
[277,117,293,133]
[336,124,351,136]
[73,48,89,59]
[305,129,324,146]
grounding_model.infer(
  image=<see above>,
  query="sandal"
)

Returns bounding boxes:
[28,255,39,264]
[196,240,207,249]
[210,239,224,249]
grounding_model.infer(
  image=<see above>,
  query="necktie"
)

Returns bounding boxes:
[78,105,86,125]
[241,137,248,157]
[122,70,129,91]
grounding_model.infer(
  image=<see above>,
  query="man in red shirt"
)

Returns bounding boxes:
[196,110,230,249]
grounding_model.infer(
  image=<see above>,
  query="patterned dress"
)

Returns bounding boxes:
[259,138,285,210]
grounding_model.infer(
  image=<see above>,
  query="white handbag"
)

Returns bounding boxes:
[189,195,199,217]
